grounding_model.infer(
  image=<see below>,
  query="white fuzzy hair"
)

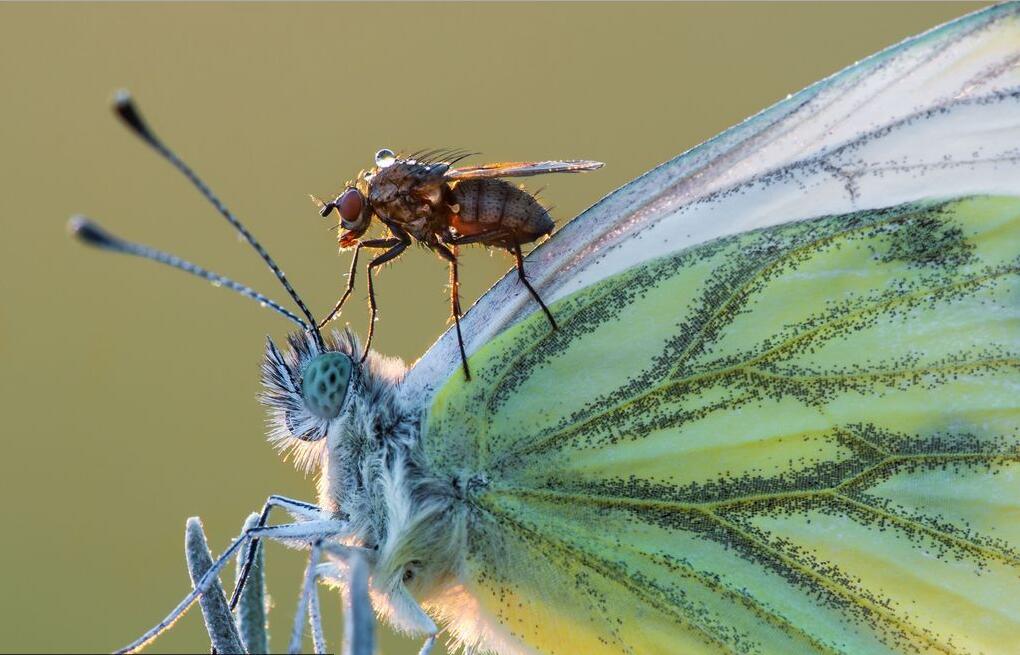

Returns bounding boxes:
[260,328,533,654]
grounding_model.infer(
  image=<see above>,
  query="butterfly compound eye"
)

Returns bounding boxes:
[337,188,364,225]
[302,353,353,419]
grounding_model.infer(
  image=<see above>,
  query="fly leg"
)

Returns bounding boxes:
[443,229,511,248]
[433,243,470,380]
[443,234,556,329]
[319,236,405,329]
[362,224,411,361]
[512,240,557,330]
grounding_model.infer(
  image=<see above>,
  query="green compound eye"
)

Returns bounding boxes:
[301,353,353,419]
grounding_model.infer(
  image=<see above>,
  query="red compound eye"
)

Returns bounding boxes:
[337,188,364,224]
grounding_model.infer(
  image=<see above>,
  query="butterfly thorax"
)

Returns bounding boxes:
[261,330,469,612]
[334,364,471,619]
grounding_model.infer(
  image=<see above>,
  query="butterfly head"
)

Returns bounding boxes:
[71,93,462,642]
[259,328,411,495]
[260,330,365,446]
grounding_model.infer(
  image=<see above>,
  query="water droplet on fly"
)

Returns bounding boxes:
[375,148,396,168]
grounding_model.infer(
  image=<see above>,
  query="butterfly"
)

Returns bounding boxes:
[73,3,1019,654]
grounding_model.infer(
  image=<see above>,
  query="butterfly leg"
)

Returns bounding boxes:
[314,549,427,655]
[433,243,470,380]
[418,634,438,655]
[362,226,412,361]
[216,497,325,655]
[306,566,327,654]
[290,540,325,654]
[229,495,325,611]
[229,515,267,655]
[342,551,377,655]
[319,236,406,329]
[512,240,557,330]
[117,519,348,654]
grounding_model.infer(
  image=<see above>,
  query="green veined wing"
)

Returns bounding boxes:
[402,4,1020,653]
[425,195,1020,654]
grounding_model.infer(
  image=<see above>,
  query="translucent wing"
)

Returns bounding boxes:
[405,3,1020,402]
[444,160,604,181]
[425,195,1020,654]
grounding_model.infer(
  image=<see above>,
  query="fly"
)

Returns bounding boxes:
[315,148,603,380]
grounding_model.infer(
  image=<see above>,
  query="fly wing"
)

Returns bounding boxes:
[445,160,604,181]
[405,3,1020,404]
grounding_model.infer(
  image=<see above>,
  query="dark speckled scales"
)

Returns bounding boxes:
[425,196,1020,654]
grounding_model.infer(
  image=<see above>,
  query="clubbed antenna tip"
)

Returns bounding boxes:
[112,89,156,143]
[103,90,326,348]
[68,215,120,250]
[66,215,311,331]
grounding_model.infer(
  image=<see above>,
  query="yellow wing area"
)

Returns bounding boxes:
[425,196,1020,655]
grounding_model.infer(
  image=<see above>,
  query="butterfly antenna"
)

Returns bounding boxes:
[112,90,325,349]
[69,216,310,331]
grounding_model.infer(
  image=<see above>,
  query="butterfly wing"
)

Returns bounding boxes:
[404,3,1020,403]
[425,194,1020,654]
[404,3,1020,654]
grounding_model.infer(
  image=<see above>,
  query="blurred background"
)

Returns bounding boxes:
[0,3,983,653]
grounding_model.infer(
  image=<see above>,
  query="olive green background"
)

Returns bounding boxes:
[0,2,985,653]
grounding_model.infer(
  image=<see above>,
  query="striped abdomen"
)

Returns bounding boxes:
[451,178,554,245]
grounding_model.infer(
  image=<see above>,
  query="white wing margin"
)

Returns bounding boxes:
[405,3,1020,403]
